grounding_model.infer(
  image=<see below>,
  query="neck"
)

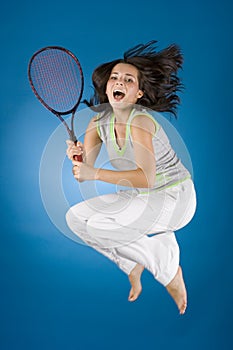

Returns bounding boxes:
[113,106,134,123]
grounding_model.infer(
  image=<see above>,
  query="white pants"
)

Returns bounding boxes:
[66,179,196,286]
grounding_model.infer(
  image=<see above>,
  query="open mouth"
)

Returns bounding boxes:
[113,90,125,101]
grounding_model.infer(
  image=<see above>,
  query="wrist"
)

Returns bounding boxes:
[94,168,101,181]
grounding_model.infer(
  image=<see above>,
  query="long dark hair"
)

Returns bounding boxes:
[84,40,184,117]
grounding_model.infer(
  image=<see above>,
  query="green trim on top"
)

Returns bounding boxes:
[164,175,191,189]
[129,110,160,137]
[138,175,192,195]
[110,111,133,156]
[110,108,161,155]
[96,114,101,139]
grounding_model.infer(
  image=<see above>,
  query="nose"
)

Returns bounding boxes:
[115,79,124,86]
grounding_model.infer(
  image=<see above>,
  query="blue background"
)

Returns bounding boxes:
[1,0,233,349]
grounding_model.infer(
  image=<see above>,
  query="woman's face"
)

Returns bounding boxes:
[106,63,143,108]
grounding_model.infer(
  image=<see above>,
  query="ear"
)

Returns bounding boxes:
[136,90,144,99]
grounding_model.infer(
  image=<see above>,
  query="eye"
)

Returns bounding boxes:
[110,75,117,80]
[125,77,134,83]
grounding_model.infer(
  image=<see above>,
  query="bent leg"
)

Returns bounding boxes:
[66,194,137,275]
[85,190,180,286]
[66,180,196,289]
[85,180,196,286]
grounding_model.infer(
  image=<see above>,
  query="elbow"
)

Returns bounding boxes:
[147,177,156,188]
[145,168,156,188]
[146,170,157,188]
[149,172,157,188]
[138,168,156,188]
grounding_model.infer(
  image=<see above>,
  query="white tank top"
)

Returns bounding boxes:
[96,108,191,192]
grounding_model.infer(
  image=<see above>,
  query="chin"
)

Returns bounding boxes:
[110,100,134,110]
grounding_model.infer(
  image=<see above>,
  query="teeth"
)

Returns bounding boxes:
[113,89,125,98]
[114,89,124,93]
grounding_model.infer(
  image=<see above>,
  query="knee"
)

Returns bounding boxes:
[66,207,85,232]
[65,207,88,243]
[65,208,75,231]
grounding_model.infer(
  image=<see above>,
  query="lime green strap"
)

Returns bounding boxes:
[138,175,191,194]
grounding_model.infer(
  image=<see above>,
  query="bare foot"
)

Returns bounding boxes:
[166,266,187,315]
[128,264,144,302]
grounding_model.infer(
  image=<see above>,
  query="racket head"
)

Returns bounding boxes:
[28,46,84,115]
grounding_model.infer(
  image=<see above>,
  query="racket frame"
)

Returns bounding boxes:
[28,46,84,143]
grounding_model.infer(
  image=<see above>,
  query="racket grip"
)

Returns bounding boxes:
[73,154,83,162]
[73,140,83,162]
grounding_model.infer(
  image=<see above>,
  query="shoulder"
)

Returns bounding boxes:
[85,115,103,141]
[88,112,112,141]
[130,114,156,136]
[86,115,99,130]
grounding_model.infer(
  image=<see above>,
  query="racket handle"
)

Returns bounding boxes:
[71,139,83,162]
[73,154,83,162]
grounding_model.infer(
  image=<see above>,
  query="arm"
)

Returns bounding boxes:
[67,116,102,165]
[83,116,102,166]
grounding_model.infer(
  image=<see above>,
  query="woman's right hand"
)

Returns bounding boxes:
[66,140,85,162]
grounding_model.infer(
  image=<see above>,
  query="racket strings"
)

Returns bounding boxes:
[30,49,83,113]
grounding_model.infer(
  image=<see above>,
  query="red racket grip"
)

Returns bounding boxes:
[73,140,83,162]
[73,154,83,162]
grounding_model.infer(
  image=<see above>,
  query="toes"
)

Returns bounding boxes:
[128,290,134,301]
[128,289,139,302]
[128,294,137,302]
[128,292,136,302]
[179,302,187,315]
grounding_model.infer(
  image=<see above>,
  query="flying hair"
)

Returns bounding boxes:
[83,40,184,118]
[123,40,160,59]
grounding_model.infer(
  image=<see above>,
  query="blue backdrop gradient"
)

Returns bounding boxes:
[1,0,233,349]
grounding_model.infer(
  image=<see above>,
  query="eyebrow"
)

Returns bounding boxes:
[111,72,136,77]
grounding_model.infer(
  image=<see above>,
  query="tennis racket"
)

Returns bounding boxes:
[28,46,84,161]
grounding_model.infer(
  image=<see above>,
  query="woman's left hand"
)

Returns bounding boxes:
[72,161,97,182]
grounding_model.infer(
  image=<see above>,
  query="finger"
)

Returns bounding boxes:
[72,160,82,167]
[72,163,80,169]
[73,145,83,153]
[67,146,82,159]
[70,144,83,154]
[67,149,75,159]
[66,141,76,158]
[66,140,74,147]
[72,167,76,175]
[72,164,80,175]
[74,141,84,150]
[73,174,81,182]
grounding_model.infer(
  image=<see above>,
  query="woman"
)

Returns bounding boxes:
[66,41,196,314]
